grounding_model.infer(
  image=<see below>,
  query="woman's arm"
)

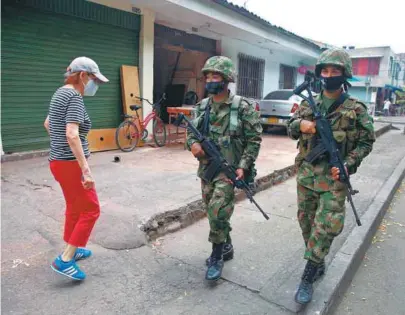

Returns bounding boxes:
[44,115,50,135]
[66,123,90,174]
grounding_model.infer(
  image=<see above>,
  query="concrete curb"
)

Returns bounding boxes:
[141,164,298,240]
[374,118,405,125]
[1,149,50,163]
[374,123,392,138]
[302,153,405,315]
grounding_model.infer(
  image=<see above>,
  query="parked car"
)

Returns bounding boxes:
[259,89,318,129]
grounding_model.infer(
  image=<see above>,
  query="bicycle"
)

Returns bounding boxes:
[115,94,167,152]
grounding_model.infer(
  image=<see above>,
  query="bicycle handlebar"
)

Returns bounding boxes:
[134,93,166,107]
[134,96,152,106]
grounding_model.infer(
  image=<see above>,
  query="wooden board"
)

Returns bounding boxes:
[88,128,118,152]
[120,65,142,115]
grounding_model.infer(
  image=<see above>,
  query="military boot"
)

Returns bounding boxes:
[313,259,325,282]
[294,260,320,305]
[205,243,224,281]
[205,243,234,266]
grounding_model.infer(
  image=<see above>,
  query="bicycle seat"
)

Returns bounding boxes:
[130,105,142,111]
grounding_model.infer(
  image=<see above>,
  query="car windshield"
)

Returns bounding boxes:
[264,90,294,100]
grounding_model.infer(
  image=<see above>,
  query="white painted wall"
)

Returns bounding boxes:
[88,0,318,102]
[139,9,155,133]
[221,37,315,97]
[158,0,320,59]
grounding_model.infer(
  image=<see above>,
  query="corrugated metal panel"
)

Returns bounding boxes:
[6,0,140,31]
[1,3,140,153]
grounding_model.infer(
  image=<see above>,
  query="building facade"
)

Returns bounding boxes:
[345,46,405,109]
[1,0,321,154]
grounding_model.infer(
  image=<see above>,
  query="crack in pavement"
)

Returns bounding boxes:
[1,177,55,191]
[151,247,272,301]
[219,276,261,294]
[26,179,54,190]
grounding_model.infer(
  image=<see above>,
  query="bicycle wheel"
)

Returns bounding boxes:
[152,117,167,147]
[115,120,140,152]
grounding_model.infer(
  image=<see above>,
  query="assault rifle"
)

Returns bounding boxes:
[173,114,269,220]
[293,71,361,226]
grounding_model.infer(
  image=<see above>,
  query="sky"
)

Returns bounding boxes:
[229,0,405,53]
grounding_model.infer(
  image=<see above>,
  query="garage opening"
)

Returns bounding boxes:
[153,24,217,124]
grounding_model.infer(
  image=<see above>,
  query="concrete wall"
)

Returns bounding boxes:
[89,0,318,104]
[221,37,312,97]
[139,9,155,133]
[158,0,320,59]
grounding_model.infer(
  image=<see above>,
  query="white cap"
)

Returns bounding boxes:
[65,56,109,83]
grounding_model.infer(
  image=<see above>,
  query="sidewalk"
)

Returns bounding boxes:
[151,128,405,314]
[1,134,297,251]
[373,116,405,125]
[333,180,405,315]
[0,123,392,251]
[1,125,403,315]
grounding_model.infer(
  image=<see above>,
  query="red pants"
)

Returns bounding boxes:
[50,160,100,247]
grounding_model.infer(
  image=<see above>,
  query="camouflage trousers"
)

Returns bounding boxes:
[297,183,346,263]
[201,178,235,244]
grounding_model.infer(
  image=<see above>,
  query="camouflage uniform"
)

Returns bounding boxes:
[186,56,263,245]
[287,49,375,264]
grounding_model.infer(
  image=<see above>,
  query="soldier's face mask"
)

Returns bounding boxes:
[205,81,226,95]
[320,75,346,92]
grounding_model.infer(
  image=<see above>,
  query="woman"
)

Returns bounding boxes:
[44,57,108,280]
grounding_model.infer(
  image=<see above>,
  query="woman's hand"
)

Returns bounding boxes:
[82,168,95,190]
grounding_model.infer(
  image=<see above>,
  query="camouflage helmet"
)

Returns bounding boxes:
[315,48,353,78]
[201,56,236,82]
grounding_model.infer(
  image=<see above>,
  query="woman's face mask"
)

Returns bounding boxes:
[83,79,99,96]
[81,73,99,96]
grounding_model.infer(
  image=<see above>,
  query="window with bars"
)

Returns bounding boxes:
[237,53,265,99]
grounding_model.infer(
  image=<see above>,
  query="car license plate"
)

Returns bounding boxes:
[267,117,279,124]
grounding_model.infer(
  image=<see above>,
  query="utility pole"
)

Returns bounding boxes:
[365,76,371,103]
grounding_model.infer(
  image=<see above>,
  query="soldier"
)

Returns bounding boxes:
[287,48,375,304]
[186,56,262,281]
